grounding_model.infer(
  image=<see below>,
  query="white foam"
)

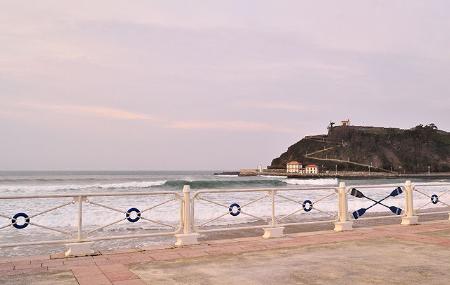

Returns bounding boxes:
[0,180,167,192]
[283,178,339,186]
[260,175,288,179]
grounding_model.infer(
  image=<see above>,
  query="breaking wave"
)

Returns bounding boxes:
[283,178,338,186]
[0,178,339,193]
[163,179,287,189]
[0,180,167,192]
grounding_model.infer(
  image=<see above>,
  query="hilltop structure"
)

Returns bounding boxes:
[271,123,450,174]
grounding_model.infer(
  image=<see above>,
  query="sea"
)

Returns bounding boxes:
[0,171,449,257]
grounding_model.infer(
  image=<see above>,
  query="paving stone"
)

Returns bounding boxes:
[146,251,182,261]
[3,220,450,284]
[71,265,103,277]
[112,279,146,285]
[76,274,112,285]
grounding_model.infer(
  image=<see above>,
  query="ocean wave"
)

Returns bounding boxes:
[0,178,341,192]
[0,180,167,192]
[260,175,288,179]
[283,178,338,186]
[163,179,286,189]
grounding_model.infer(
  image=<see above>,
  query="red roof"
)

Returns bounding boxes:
[306,164,318,168]
[287,161,301,165]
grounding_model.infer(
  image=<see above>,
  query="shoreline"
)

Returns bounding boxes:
[217,170,450,179]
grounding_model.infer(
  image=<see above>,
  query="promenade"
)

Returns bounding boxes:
[1,220,450,285]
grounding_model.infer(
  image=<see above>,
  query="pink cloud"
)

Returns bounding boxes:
[10,101,295,133]
[19,102,157,121]
[169,120,295,133]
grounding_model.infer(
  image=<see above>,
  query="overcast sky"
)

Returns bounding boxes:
[1,1,449,171]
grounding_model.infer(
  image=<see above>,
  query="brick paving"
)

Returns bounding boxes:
[1,220,449,284]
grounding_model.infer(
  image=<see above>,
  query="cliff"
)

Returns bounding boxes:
[270,124,450,173]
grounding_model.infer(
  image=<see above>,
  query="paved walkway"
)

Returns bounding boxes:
[1,221,450,284]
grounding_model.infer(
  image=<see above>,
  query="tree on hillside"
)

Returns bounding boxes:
[427,123,438,130]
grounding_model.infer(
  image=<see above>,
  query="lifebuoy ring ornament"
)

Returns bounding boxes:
[302,200,313,212]
[228,203,241,216]
[431,194,439,205]
[126,208,141,223]
[12,212,30,229]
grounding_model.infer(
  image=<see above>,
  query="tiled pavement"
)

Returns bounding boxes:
[1,221,450,285]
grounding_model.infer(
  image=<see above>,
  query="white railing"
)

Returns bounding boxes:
[0,191,182,254]
[191,186,339,236]
[412,183,450,216]
[0,181,449,256]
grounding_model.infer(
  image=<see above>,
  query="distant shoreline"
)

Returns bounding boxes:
[215,170,450,180]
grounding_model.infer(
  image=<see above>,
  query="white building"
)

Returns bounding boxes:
[341,119,351,127]
[305,164,319,174]
[286,161,302,173]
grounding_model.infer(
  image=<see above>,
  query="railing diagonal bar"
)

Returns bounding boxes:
[29,222,71,235]
[238,210,266,222]
[141,198,176,214]
[0,213,11,220]
[87,201,123,214]
[87,218,125,235]
[240,195,268,208]
[437,200,450,207]
[198,211,230,227]
[140,217,176,229]
[414,188,431,198]
[312,206,336,218]
[0,224,11,230]
[29,201,74,219]
[313,192,337,205]
[278,207,305,222]
[197,197,230,209]
[276,194,302,205]
[417,200,433,210]
[438,189,450,199]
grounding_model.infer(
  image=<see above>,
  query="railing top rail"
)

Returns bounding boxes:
[347,184,405,189]
[0,191,180,200]
[413,183,450,187]
[192,186,338,196]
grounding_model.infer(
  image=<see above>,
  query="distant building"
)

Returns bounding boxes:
[341,119,351,127]
[305,164,319,174]
[286,161,302,173]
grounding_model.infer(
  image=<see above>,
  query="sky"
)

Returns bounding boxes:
[1,1,450,171]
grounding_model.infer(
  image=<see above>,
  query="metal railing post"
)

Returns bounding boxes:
[183,185,192,234]
[175,185,199,246]
[77,195,83,241]
[271,190,276,227]
[401,180,419,225]
[334,182,353,231]
[263,190,284,239]
[65,195,93,257]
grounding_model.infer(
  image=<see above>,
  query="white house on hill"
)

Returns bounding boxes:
[305,164,318,174]
[286,161,302,173]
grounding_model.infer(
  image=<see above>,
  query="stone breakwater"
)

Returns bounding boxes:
[237,169,450,179]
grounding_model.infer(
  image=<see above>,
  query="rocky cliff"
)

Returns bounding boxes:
[270,124,450,173]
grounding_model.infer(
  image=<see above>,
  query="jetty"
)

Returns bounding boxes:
[237,169,450,179]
